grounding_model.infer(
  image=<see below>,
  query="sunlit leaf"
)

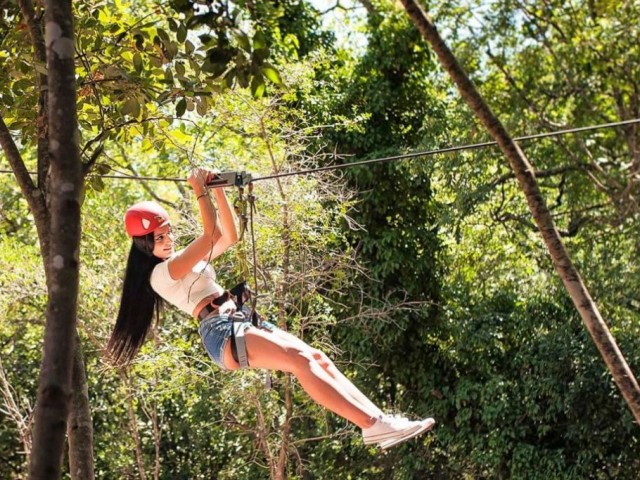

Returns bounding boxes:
[251,75,265,98]
[261,63,282,85]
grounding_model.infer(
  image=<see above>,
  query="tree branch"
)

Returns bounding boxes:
[18,0,46,62]
[495,211,592,237]
[18,0,50,188]
[0,113,43,210]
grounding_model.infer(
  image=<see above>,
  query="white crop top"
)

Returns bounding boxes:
[150,252,225,315]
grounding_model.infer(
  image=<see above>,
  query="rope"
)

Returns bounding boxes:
[247,182,260,311]
[232,183,260,318]
[233,186,252,281]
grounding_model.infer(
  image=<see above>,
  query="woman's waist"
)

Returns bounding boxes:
[193,293,237,319]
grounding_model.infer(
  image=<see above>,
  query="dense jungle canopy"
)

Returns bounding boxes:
[1,0,639,478]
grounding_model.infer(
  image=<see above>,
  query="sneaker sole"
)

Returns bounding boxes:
[363,423,421,445]
[379,418,435,450]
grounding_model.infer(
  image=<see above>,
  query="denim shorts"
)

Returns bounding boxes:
[199,308,277,370]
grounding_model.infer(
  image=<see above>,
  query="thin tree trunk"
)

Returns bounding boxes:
[18,0,50,190]
[67,336,95,480]
[400,0,640,423]
[28,0,83,478]
[275,375,293,480]
[125,393,148,480]
[139,388,161,480]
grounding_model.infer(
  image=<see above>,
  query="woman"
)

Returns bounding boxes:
[107,168,435,449]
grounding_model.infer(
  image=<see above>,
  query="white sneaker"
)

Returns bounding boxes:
[380,413,414,429]
[378,417,436,450]
[362,415,421,445]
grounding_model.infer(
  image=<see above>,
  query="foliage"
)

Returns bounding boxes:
[1,0,640,478]
[0,238,45,478]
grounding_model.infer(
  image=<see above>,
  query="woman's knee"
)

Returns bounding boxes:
[287,348,320,375]
[283,347,331,377]
[305,349,336,373]
[244,329,332,375]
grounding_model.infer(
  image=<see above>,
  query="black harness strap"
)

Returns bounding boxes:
[227,282,260,367]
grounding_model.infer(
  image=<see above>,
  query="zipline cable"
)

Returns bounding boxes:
[1,117,639,182]
[255,117,640,182]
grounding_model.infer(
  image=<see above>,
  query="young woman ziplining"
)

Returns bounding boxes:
[106,167,435,449]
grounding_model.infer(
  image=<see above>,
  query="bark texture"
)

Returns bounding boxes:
[28,0,84,478]
[400,0,640,424]
[67,336,95,480]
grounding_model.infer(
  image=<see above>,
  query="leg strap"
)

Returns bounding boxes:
[231,312,249,369]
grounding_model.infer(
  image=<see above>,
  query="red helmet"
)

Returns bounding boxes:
[124,201,170,237]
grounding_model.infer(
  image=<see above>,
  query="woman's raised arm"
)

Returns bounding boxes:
[167,168,238,279]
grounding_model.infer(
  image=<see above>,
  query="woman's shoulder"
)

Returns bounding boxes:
[151,253,183,285]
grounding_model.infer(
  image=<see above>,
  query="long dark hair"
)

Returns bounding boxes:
[106,233,164,365]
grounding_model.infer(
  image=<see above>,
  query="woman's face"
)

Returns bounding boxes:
[152,224,175,259]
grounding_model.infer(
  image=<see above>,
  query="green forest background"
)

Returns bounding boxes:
[1,0,639,478]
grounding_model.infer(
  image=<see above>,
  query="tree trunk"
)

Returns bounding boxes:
[67,336,95,480]
[399,0,640,424]
[4,1,95,477]
[28,0,84,478]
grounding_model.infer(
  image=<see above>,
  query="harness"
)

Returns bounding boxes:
[197,282,258,369]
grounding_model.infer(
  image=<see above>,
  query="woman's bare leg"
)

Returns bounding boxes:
[270,329,384,417]
[228,327,378,428]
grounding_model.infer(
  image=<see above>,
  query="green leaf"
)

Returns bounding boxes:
[88,175,105,192]
[188,57,200,75]
[134,34,144,51]
[261,63,282,85]
[198,34,214,46]
[234,30,251,53]
[177,25,187,43]
[133,53,143,74]
[195,97,207,116]
[94,162,111,175]
[175,98,187,117]
[150,55,163,68]
[253,31,267,50]
[175,62,185,78]
[157,28,170,43]
[12,78,32,94]
[121,97,139,116]
[166,42,179,61]
[164,68,174,84]
[251,74,265,98]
